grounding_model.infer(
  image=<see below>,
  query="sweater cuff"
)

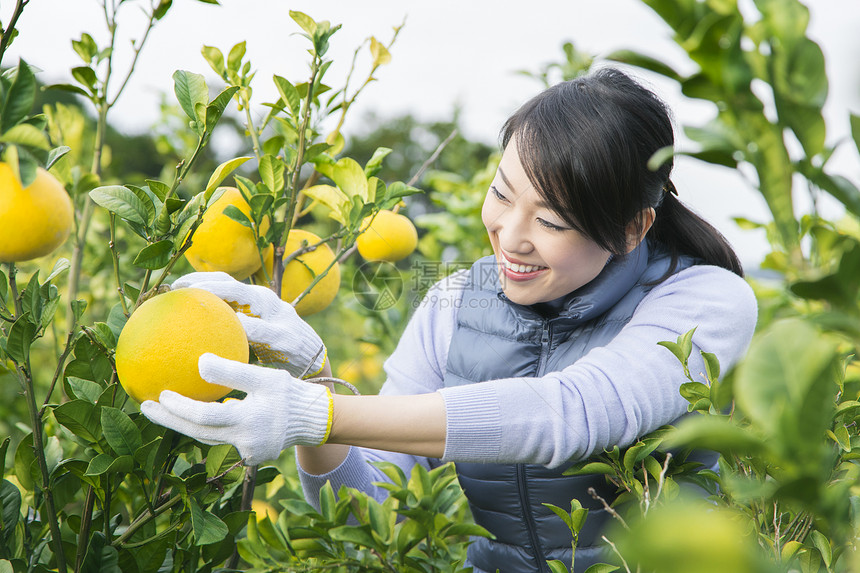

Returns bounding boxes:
[438,383,502,463]
[296,446,376,510]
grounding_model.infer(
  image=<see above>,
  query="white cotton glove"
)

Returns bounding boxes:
[171,271,327,378]
[140,353,333,465]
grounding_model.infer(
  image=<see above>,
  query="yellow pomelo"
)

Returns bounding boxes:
[356,210,418,262]
[184,187,273,280]
[251,499,279,523]
[115,288,249,403]
[0,162,73,262]
[255,229,340,316]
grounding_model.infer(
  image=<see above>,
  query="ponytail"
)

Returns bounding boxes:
[649,180,744,278]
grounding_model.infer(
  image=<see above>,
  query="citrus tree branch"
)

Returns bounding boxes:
[0,0,29,68]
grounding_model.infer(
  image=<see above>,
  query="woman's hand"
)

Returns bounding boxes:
[141,353,332,466]
[172,272,327,378]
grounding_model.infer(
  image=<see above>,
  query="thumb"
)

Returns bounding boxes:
[198,353,279,394]
[171,271,235,290]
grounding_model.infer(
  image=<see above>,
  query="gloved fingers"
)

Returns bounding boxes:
[171,271,235,290]
[235,313,280,343]
[140,396,236,442]
[199,352,281,394]
[156,389,244,427]
[188,281,281,319]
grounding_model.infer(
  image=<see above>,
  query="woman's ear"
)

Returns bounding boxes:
[625,207,656,253]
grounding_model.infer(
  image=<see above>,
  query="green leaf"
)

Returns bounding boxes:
[273,75,300,116]
[664,415,767,458]
[302,184,349,225]
[367,499,392,543]
[66,377,104,403]
[605,49,682,81]
[132,240,174,270]
[227,41,246,72]
[583,565,620,573]
[564,461,616,476]
[1,479,22,537]
[13,434,37,491]
[71,66,97,92]
[0,123,49,150]
[364,147,392,178]
[259,154,285,194]
[45,257,71,283]
[54,398,102,442]
[0,437,8,481]
[735,318,839,442]
[204,86,239,132]
[173,70,208,123]
[201,45,226,76]
[851,113,860,158]
[328,524,377,549]
[547,560,570,573]
[204,156,252,197]
[290,11,317,37]
[6,315,36,363]
[543,503,575,532]
[101,407,142,456]
[204,444,241,479]
[72,33,98,62]
[89,185,149,225]
[85,453,133,476]
[190,498,229,545]
[810,530,832,567]
[701,351,720,382]
[2,60,36,133]
[222,204,252,227]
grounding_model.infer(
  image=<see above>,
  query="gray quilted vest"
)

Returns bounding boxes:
[443,240,696,573]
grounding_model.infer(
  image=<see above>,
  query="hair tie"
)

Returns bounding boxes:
[664,180,679,196]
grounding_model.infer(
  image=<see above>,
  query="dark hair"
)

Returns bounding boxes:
[500,67,743,277]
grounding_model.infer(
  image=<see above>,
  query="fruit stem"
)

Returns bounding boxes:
[108,212,130,315]
[290,243,351,308]
[227,465,258,569]
[275,56,321,298]
[6,263,69,573]
[73,486,96,573]
[42,324,80,409]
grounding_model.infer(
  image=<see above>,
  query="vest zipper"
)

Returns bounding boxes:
[535,319,553,376]
[517,463,549,572]
[518,318,552,572]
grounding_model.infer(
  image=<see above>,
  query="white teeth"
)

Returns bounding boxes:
[503,259,545,273]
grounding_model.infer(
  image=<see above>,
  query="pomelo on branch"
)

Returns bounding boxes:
[0,162,74,262]
[184,187,272,280]
[255,229,340,317]
[356,209,418,262]
[115,287,249,403]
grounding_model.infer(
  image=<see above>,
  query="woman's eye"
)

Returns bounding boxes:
[491,186,508,202]
[538,218,566,231]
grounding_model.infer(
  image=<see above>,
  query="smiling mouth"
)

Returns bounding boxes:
[499,256,548,280]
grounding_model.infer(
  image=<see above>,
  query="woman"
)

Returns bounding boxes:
[142,67,757,572]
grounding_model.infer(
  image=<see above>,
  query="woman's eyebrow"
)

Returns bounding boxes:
[497,166,515,191]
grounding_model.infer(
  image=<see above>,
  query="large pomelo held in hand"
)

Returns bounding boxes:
[116,288,249,403]
[0,162,74,262]
[184,187,273,280]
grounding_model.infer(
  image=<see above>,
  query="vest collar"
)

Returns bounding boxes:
[491,240,652,323]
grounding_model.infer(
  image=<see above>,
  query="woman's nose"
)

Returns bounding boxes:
[496,217,534,255]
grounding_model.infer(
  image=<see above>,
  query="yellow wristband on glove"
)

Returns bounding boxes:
[319,387,334,445]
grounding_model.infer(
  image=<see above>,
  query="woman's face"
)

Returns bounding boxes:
[481,140,613,306]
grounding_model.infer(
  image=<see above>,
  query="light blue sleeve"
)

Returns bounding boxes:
[438,265,758,468]
[297,272,467,507]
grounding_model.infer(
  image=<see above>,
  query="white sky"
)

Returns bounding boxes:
[7,0,860,268]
